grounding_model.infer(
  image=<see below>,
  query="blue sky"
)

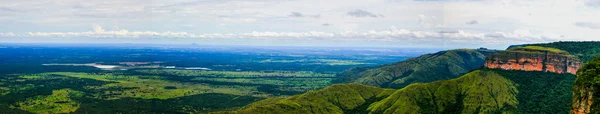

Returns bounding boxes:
[0,0,599,49]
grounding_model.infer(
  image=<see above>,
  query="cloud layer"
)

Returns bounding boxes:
[574,22,600,29]
[0,0,599,49]
[346,10,381,18]
[0,25,554,47]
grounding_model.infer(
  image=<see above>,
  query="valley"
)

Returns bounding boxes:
[0,44,417,113]
[223,41,600,114]
[2,41,600,114]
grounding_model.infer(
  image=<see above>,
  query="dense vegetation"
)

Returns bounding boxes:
[493,69,575,113]
[572,56,600,113]
[510,41,600,62]
[225,42,596,114]
[367,69,519,114]
[219,83,395,114]
[335,49,498,88]
[232,69,576,113]
[0,73,263,113]
[0,44,415,113]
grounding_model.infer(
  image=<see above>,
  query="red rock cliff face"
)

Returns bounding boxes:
[484,49,581,75]
[572,85,594,114]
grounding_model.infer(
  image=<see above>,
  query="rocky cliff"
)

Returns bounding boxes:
[484,46,582,75]
[572,85,594,114]
[572,56,600,114]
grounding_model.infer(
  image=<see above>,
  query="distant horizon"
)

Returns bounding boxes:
[0,41,499,50]
[3,40,598,50]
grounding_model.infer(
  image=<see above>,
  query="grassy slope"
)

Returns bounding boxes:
[219,83,395,114]
[230,69,576,114]
[335,49,497,88]
[367,69,519,114]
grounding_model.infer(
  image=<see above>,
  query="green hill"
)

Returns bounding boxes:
[225,69,575,114]
[218,83,395,114]
[334,49,498,88]
[225,42,599,114]
[369,69,575,114]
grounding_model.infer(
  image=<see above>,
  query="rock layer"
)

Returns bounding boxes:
[484,48,581,75]
[572,85,594,114]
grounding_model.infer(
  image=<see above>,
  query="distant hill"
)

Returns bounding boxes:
[509,41,600,62]
[334,48,498,88]
[224,69,575,114]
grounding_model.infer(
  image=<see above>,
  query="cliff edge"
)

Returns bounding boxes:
[572,56,600,114]
[485,46,581,75]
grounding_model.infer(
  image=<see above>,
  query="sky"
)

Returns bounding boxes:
[0,0,599,49]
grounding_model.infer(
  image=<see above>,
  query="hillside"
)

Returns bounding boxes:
[218,83,395,114]
[335,48,498,88]
[224,69,575,114]
[509,41,600,62]
[367,69,519,114]
[226,45,585,114]
[218,42,597,114]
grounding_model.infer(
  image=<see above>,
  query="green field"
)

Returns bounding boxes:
[0,70,337,113]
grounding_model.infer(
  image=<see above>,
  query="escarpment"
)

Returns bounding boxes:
[485,46,582,75]
[572,56,600,114]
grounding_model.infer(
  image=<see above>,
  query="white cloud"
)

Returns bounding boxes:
[218,17,257,23]
[574,22,600,29]
[346,10,380,18]
[0,0,598,48]
[3,25,554,46]
[466,20,478,25]
[417,15,445,28]
[0,32,15,37]
[584,0,600,7]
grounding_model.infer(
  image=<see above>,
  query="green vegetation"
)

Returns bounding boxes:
[191,77,332,92]
[367,70,519,114]
[132,69,336,95]
[219,83,395,114]
[0,45,411,113]
[491,69,575,113]
[14,89,83,113]
[231,69,576,113]
[521,46,569,54]
[573,57,600,85]
[0,73,264,113]
[259,59,373,65]
[335,49,498,88]
[510,41,600,62]
[572,56,600,113]
[43,72,257,99]
[134,69,335,78]
[0,70,338,113]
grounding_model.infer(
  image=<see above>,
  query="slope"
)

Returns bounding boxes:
[335,48,498,88]
[218,83,395,114]
[226,68,576,114]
